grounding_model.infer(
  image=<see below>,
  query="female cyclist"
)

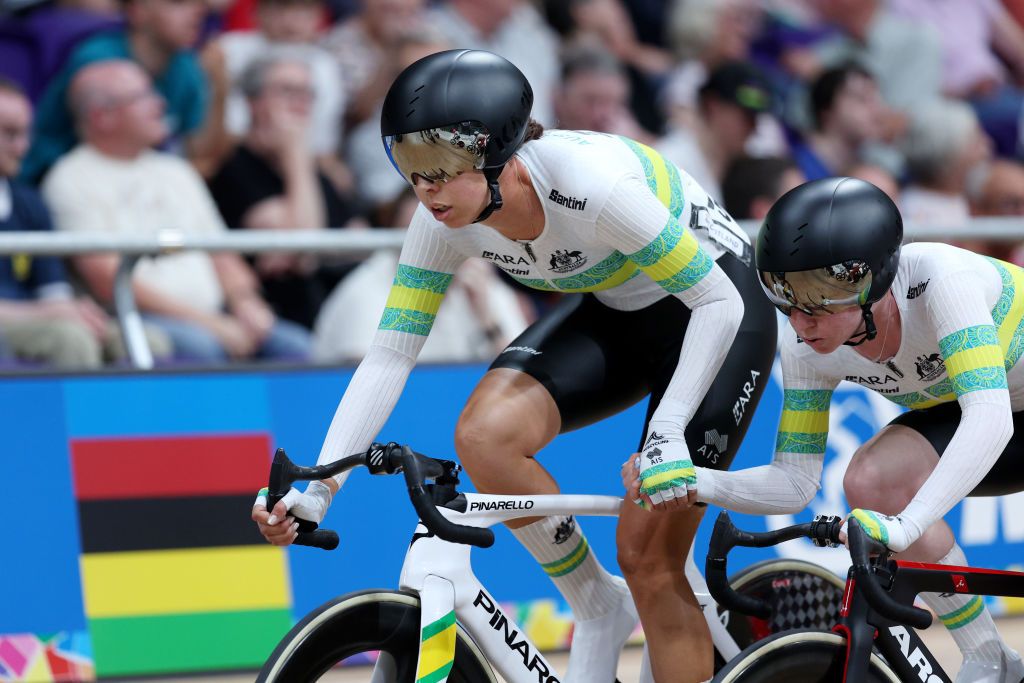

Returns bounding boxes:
[627,176,1024,682]
[254,49,776,683]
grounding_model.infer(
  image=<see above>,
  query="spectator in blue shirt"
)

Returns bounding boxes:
[19,0,209,184]
[0,77,170,368]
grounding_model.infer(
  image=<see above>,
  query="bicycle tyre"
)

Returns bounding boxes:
[722,558,846,649]
[713,630,900,683]
[257,589,497,682]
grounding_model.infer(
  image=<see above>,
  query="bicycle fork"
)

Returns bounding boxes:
[834,568,952,683]
[399,524,561,683]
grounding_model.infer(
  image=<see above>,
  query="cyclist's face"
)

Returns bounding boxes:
[411,170,488,227]
[788,304,864,354]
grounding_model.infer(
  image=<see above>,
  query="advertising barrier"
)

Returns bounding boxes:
[3,361,1023,680]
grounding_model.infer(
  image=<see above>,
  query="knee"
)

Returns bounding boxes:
[171,325,228,362]
[47,320,101,368]
[616,534,679,588]
[454,408,517,470]
[843,446,908,512]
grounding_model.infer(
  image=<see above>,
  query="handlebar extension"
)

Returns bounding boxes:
[705,511,933,629]
[266,444,495,551]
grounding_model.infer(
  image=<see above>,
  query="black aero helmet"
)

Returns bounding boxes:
[756,177,903,343]
[381,49,534,222]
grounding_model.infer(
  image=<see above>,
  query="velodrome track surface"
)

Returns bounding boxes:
[176,616,1024,681]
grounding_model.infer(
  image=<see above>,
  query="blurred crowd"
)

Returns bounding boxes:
[1,0,1024,370]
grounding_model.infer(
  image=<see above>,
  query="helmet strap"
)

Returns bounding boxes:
[843,303,878,347]
[473,167,504,223]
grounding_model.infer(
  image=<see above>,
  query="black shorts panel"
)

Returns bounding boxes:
[888,402,1024,496]
[489,252,777,471]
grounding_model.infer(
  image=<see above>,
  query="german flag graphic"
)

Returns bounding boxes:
[71,434,292,678]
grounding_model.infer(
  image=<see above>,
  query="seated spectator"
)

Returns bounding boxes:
[553,44,654,142]
[899,100,993,226]
[19,0,209,184]
[0,77,169,368]
[967,159,1024,263]
[789,62,891,180]
[721,155,805,220]
[207,55,365,329]
[321,0,430,130]
[657,60,774,201]
[428,0,559,126]
[889,0,1024,158]
[42,60,311,363]
[197,0,344,178]
[557,0,674,133]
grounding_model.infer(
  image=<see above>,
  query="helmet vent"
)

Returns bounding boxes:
[414,85,425,92]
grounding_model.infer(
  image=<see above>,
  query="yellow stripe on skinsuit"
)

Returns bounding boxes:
[778,408,829,435]
[384,284,445,317]
[991,258,1024,363]
[641,229,702,283]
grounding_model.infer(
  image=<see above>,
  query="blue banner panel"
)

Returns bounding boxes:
[64,375,271,437]
[0,378,86,633]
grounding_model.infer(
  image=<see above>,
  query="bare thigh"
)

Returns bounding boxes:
[454,368,562,495]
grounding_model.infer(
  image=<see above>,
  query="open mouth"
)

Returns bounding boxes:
[430,204,453,220]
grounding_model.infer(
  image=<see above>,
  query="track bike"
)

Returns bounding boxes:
[256,443,845,682]
[706,510,1024,682]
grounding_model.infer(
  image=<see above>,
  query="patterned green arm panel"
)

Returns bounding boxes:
[626,217,714,294]
[776,389,833,455]
[377,265,454,336]
[620,136,714,294]
[938,325,1008,396]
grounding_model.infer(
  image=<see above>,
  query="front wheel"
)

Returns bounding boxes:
[713,630,900,682]
[722,558,846,649]
[257,589,497,682]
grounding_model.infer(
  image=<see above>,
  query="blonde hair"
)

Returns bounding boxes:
[389,127,486,182]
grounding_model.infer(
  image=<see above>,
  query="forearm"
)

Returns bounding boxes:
[649,271,743,435]
[901,397,1013,532]
[212,254,261,311]
[281,149,326,229]
[696,453,823,514]
[316,343,417,489]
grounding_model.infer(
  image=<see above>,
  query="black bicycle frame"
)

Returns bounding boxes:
[707,511,1024,683]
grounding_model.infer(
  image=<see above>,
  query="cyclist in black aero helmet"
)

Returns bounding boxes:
[254,48,778,682]
[626,176,1024,682]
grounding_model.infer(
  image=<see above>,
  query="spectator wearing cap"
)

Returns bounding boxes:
[207,55,365,330]
[42,60,312,363]
[656,60,773,201]
[196,0,344,180]
[789,62,890,181]
[19,0,209,184]
[0,77,171,368]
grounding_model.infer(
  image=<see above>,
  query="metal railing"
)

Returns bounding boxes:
[0,217,1021,368]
